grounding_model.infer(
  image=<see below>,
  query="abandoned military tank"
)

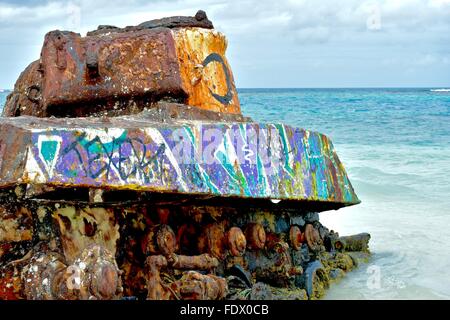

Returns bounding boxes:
[0,10,370,300]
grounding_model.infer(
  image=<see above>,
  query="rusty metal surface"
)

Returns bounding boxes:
[173,28,241,114]
[145,254,226,300]
[227,227,246,257]
[0,115,360,208]
[135,102,249,122]
[334,233,371,252]
[87,10,213,37]
[2,61,43,117]
[138,10,213,31]
[51,206,119,263]
[40,28,184,115]
[1,244,122,300]
[3,13,240,118]
[142,222,225,300]
[0,206,33,243]
[245,223,266,250]
[305,223,323,252]
[289,225,304,251]
[0,200,370,300]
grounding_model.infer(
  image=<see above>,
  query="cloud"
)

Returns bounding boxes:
[0,1,66,26]
[0,0,449,88]
[211,0,450,39]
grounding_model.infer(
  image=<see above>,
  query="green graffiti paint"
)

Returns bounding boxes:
[40,140,58,166]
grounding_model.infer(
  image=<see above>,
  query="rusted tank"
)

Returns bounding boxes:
[0,11,370,300]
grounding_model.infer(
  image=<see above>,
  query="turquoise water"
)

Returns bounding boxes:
[1,88,450,299]
[0,90,8,109]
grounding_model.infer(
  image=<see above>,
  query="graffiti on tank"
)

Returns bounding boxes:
[202,53,233,105]
[60,132,166,182]
[38,135,63,179]
[31,130,168,184]
[27,123,358,203]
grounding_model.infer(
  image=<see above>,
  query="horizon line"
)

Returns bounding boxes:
[2,86,450,91]
[237,86,450,89]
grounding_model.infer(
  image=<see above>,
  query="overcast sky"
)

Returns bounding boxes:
[0,0,449,88]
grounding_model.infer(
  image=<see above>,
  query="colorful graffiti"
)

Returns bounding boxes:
[0,121,360,205]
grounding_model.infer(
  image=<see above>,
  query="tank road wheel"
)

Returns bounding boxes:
[305,224,323,252]
[198,223,228,260]
[245,223,266,250]
[156,225,177,256]
[227,227,246,257]
[289,225,304,251]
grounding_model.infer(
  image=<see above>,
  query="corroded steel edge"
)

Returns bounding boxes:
[0,118,359,207]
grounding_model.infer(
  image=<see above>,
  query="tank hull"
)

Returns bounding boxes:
[0,108,367,300]
[0,11,369,300]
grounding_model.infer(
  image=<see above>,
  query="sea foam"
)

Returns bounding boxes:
[430,88,450,92]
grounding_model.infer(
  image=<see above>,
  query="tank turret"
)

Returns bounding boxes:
[3,10,240,118]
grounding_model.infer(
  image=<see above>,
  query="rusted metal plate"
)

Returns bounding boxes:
[87,10,214,37]
[52,206,119,263]
[0,206,33,243]
[0,115,359,208]
[40,28,184,113]
[36,26,240,117]
[138,10,214,30]
[2,60,43,117]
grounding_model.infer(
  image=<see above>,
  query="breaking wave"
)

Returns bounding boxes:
[430,88,450,92]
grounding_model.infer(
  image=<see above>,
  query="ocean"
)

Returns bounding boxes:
[1,88,450,299]
[0,90,8,110]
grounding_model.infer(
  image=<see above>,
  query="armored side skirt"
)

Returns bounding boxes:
[0,115,359,208]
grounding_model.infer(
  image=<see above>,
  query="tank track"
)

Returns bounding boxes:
[0,188,370,300]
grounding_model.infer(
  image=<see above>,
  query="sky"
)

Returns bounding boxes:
[0,0,449,88]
